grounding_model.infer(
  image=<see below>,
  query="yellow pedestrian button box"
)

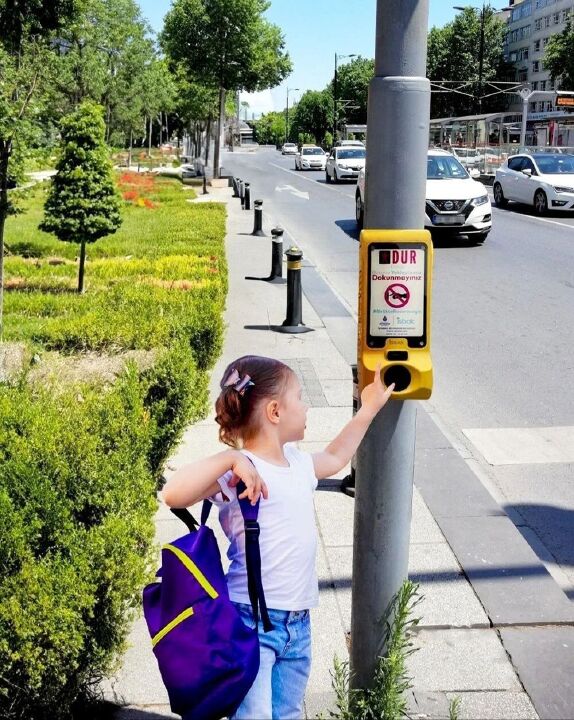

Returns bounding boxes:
[358,229,433,399]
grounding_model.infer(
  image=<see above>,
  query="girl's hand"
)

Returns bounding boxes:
[227,452,269,505]
[360,364,395,417]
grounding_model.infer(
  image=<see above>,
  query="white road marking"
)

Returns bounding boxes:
[463,426,574,465]
[268,162,352,198]
[274,184,309,200]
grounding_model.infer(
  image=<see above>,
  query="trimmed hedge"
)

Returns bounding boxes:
[0,173,226,718]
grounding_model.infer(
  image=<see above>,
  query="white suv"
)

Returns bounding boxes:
[355,149,492,243]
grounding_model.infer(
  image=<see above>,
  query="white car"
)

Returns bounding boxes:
[334,139,365,147]
[295,145,327,171]
[326,146,366,183]
[355,149,492,243]
[493,152,574,214]
[281,143,298,155]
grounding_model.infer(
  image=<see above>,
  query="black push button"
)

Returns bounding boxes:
[383,365,411,392]
[387,351,408,361]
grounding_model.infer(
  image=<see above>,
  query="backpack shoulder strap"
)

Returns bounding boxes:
[236,481,273,632]
[170,507,199,533]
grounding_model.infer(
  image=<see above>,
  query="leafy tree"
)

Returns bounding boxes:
[0,0,78,338]
[427,7,513,118]
[331,57,374,126]
[161,0,292,177]
[290,90,332,146]
[50,0,161,147]
[40,102,122,293]
[252,111,285,147]
[544,20,574,90]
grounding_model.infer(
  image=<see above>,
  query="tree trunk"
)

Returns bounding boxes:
[205,115,212,172]
[78,239,86,294]
[0,139,12,340]
[128,129,133,168]
[149,116,152,157]
[213,85,226,179]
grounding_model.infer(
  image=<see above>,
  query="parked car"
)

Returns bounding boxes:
[493,152,574,214]
[334,139,365,147]
[355,149,492,243]
[295,145,327,171]
[325,146,366,183]
[451,147,482,176]
[281,142,298,155]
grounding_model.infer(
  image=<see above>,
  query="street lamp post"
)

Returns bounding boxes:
[285,87,299,144]
[333,53,357,143]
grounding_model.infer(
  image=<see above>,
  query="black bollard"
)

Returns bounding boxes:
[244,183,251,211]
[202,173,208,195]
[232,177,240,198]
[245,226,286,284]
[275,246,313,334]
[240,180,246,208]
[251,199,266,237]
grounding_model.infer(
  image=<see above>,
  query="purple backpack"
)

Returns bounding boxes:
[143,482,272,720]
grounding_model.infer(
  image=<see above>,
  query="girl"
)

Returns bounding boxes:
[162,355,394,720]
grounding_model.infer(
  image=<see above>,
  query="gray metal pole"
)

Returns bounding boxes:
[521,95,529,148]
[350,0,430,690]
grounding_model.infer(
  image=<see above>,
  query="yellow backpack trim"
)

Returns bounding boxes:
[152,606,194,647]
[164,543,219,599]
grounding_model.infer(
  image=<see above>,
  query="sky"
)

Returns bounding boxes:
[136,0,483,116]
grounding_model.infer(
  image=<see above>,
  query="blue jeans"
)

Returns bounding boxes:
[231,602,312,720]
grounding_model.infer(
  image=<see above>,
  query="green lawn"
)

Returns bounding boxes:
[3,173,227,363]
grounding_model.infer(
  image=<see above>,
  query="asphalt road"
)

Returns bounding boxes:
[221,148,574,596]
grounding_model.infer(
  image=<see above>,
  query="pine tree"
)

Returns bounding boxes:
[41,101,121,293]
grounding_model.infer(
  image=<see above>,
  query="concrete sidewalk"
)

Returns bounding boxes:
[102,183,574,720]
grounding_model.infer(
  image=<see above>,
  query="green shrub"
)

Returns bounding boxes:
[324,581,422,720]
[0,166,228,718]
[0,344,209,719]
[143,342,210,478]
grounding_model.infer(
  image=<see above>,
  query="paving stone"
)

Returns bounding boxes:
[439,515,574,626]
[408,543,489,628]
[111,706,179,719]
[500,627,574,720]
[101,617,169,707]
[408,690,450,719]
[445,691,538,720]
[304,406,353,441]
[322,316,358,365]
[314,490,355,547]
[305,690,339,720]
[407,629,522,692]
[321,378,354,407]
[309,354,353,380]
[411,488,446,545]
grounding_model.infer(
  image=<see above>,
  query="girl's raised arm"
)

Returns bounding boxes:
[312,367,394,480]
[162,449,267,508]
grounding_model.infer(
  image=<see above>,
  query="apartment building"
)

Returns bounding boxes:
[504,0,572,114]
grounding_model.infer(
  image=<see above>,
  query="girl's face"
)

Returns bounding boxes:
[278,373,308,442]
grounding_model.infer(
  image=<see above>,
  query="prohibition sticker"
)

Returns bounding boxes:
[384,283,410,308]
